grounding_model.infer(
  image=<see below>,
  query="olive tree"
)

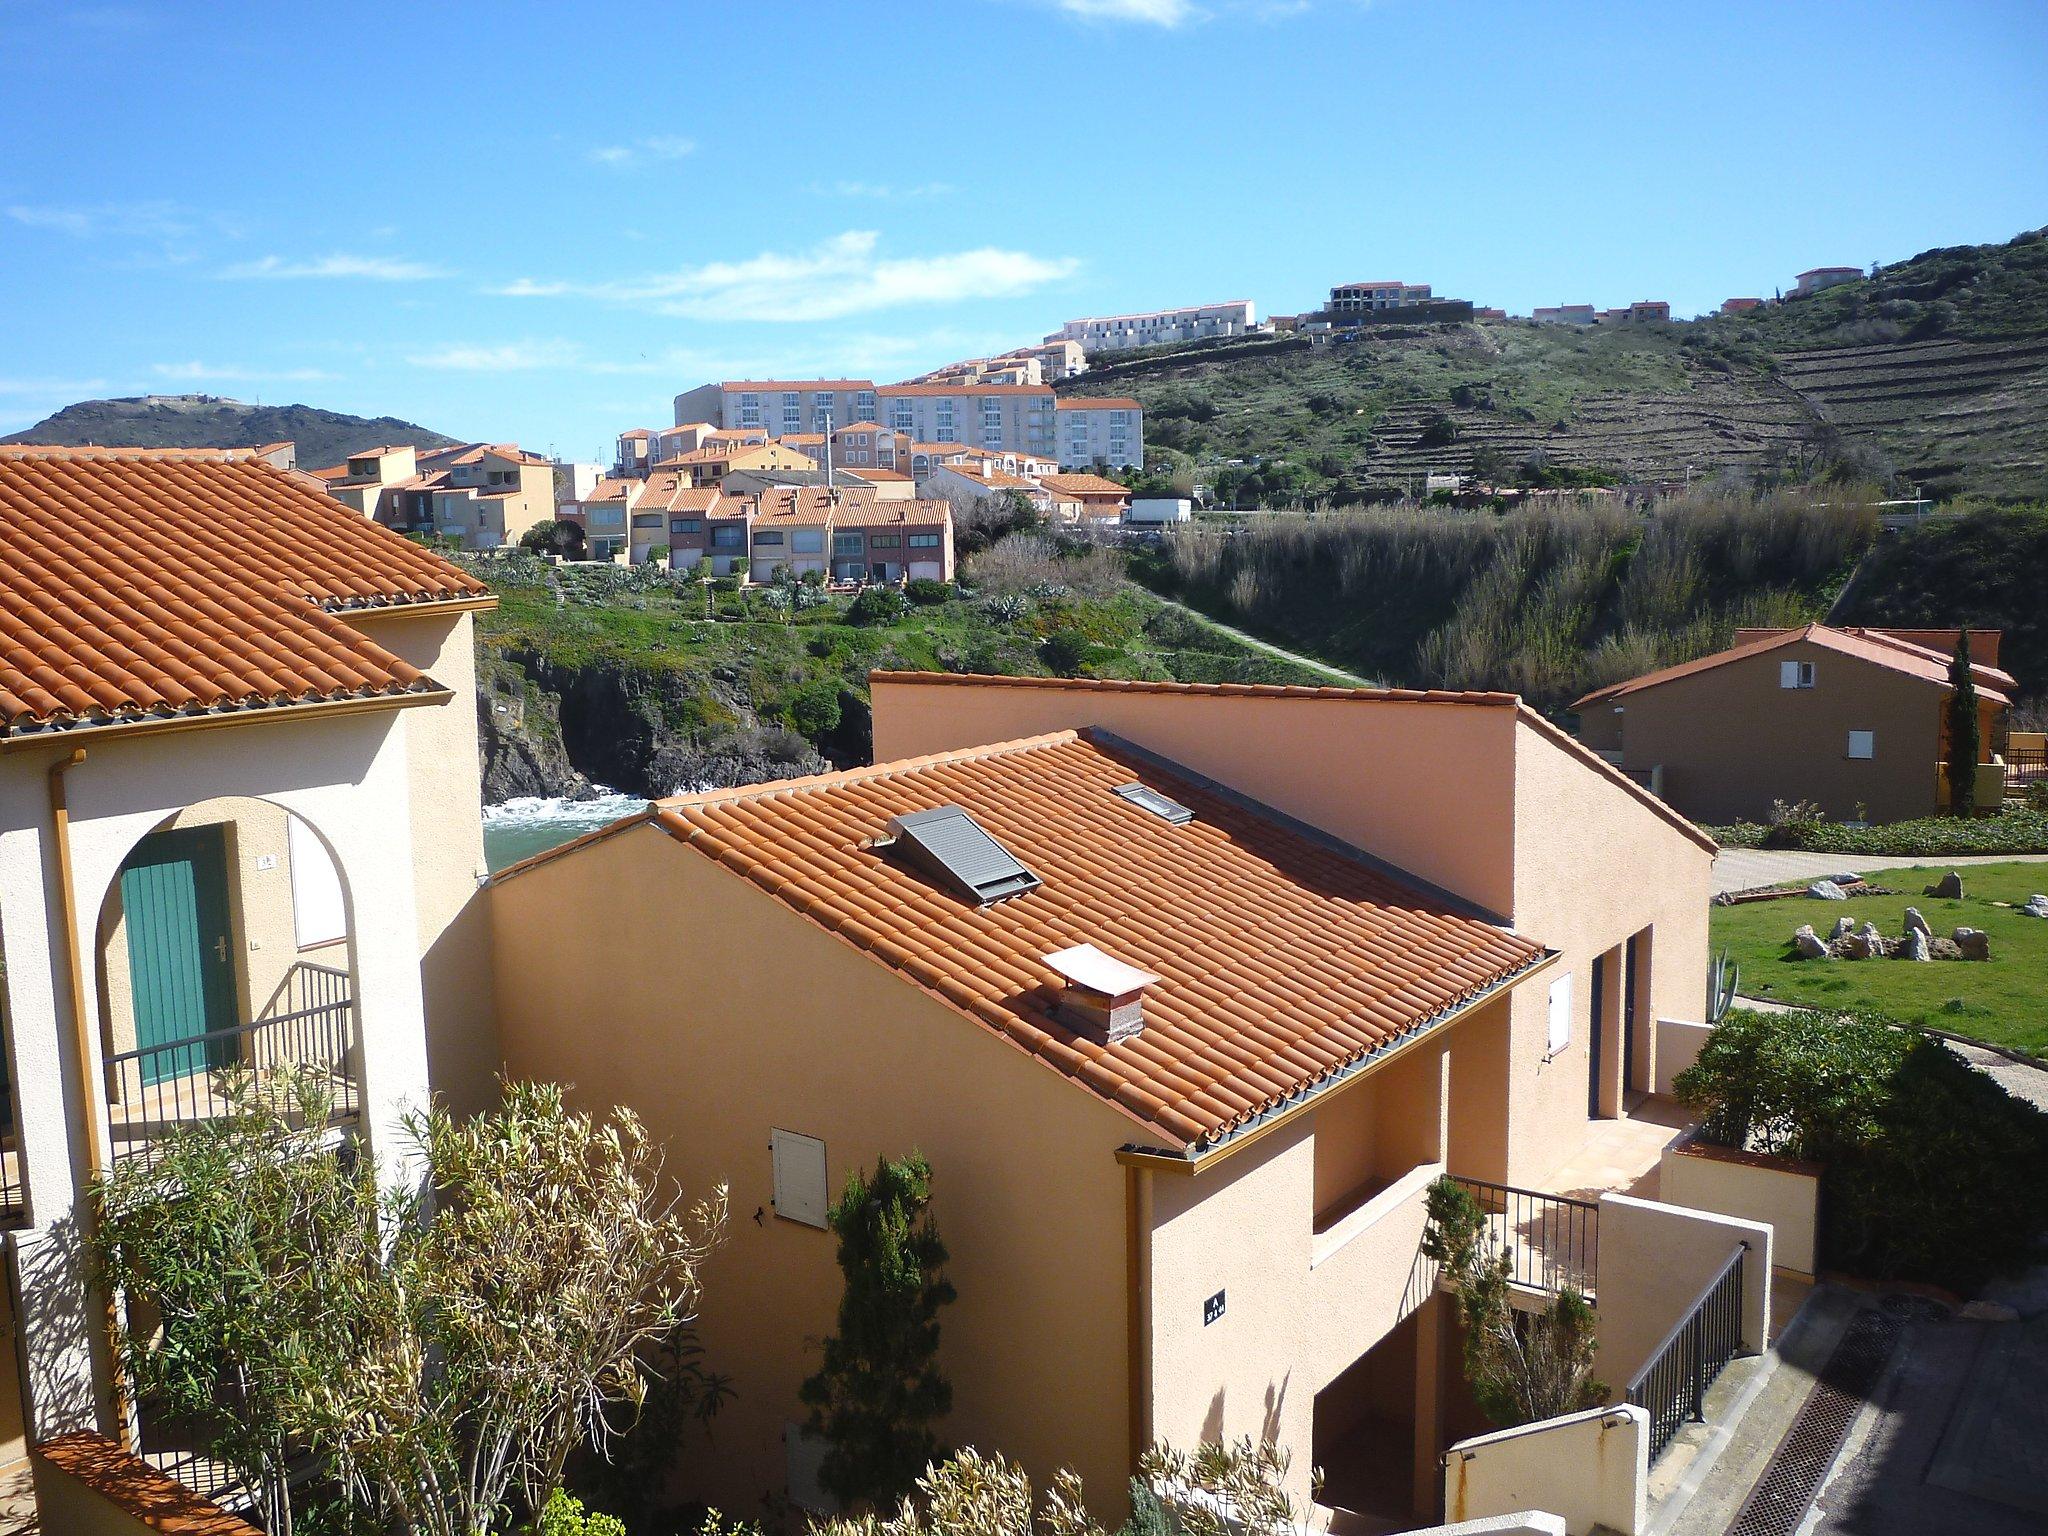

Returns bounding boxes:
[93,1074,726,1536]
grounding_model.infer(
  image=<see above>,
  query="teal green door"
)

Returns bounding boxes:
[121,826,240,1084]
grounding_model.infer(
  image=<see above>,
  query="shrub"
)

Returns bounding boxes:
[904,577,952,606]
[787,680,844,739]
[1674,1008,2048,1290]
[1756,807,2048,856]
[1041,629,1093,677]
[846,587,909,626]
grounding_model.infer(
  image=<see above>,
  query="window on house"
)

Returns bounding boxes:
[908,533,940,548]
[793,530,825,554]
[1779,660,1816,689]
[671,518,701,534]
[1547,974,1573,1056]
[711,525,744,549]
[754,530,785,546]
[770,1129,828,1227]
[1847,730,1875,759]
[868,534,899,549]
[832,533,862,554]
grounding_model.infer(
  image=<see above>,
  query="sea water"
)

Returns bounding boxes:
[481,789,651,872]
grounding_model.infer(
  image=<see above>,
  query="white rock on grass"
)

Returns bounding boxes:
[1954,927,1991,961]
[1904,906,1932,937]
[1808,880,1849,901]
[1830,915,1856,939]
[1902,927,1931,962]
[1793,924,1832,959]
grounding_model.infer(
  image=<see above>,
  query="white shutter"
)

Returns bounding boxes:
[288,815,347,950]
[770,1129,828,1228]
[1779,660,1802,689]
[1547,975,1574,1056]
[1847,730,1875,760]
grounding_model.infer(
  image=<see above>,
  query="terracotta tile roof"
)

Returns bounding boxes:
[1054,397,1142,411]
[617,428,653,439]
[637,730,1548,1151]
[879,384,1054,398]
[722,379,874,391]
[874,670,1720,855]
[1039,473,1130,496]
[858,468,913,482]
[828,497,951,529]
[1571,622,2014,710]
[0,445,488,739]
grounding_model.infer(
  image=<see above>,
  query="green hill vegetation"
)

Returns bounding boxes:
[2,394,459,469]
[471,535,1335,799]
[1063,227,2048,504]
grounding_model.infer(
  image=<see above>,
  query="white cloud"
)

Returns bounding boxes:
[151,361,335,383]
[589,135,697,168]
[488,231,1078,322]
[5,199,239,242]
[1054,0,1198,23]
[406,340,586,372]
[220,253,449,282]
[814,180,956,201]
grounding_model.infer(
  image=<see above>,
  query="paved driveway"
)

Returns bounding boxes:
[1711,847,2048,897]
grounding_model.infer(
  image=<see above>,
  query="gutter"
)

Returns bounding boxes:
[1,687,454,755]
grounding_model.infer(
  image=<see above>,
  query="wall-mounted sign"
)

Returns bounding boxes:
[1204,1290,1226,1326]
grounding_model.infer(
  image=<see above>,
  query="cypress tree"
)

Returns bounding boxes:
[1948,629,1980,817]
[800,1153,957,1512]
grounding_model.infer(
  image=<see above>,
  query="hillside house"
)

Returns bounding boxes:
[489,672,1740,1528]
[320,441,557,551]
[0,445,497,1521]
[1038,471,1133,522]
[1793,267,1862,297]
[1572,624,2013,823]
[746,487,953,584]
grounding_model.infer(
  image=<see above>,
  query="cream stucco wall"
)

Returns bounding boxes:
[340,608,498,1112]
[0,703,443,1443]
[1443,1404,1648,1536]
[1658,1143,1819,1278]
[1593,1195,1770,1393]
[489,824,1137,1516]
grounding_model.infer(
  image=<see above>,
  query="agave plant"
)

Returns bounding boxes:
[1707,947,1740,1024]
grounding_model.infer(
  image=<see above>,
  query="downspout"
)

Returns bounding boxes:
[1124,1163,1152,1478]
[45,747,126,1445]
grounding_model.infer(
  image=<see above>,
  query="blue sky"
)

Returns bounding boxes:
[2,0,2044,462]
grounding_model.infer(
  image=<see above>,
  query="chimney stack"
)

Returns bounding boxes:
[1044,944,1159,1045]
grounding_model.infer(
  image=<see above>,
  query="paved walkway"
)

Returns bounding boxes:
[1712,847,2048,897]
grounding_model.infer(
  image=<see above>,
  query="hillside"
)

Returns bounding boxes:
[1062,226,2048,503]
[469,548,1335,802]
[2,394,459,468]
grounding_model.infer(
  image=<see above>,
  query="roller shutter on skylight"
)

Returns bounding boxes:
[888,805,1040,904]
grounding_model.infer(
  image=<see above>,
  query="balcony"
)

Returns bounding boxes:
[104,961,359,1166]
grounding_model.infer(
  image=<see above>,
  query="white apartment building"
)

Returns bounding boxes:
[878,384,1062,460]
[671,380,879,436]
[1051,300,1256,354]
[1327,281,1433,315]
[1054,396,1144,470]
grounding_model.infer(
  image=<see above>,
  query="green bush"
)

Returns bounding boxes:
[536,1488,626,1536]
[1674,1008,2048,1290]
[1753,807,2048,856]
[846,587,909,626]
[904,577,952,606]
[786,680,843,738]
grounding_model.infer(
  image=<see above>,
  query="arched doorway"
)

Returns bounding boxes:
[93,796,361,1166]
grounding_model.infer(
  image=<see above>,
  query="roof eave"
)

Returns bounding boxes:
[0,685,456,754]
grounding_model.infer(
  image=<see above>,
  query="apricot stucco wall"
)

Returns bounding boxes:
[1507,717,1711,1185]
[1594,1195,1770,1391]
[489,824,1137,1516]
[1658,1143,1819,1278]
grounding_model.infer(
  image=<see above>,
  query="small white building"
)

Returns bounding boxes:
[1126,496,1192,525]
[1793,267,1863,297]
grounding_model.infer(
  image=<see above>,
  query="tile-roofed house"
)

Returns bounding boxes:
[0,445,488,740]
[649,730,1550,1149]
[0,449,505,1527]
[1037,471,1132,522]
[488,668,1732,1524]
[1573,621,2017,822]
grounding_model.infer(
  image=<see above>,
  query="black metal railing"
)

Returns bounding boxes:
[106,973,357,1161]
[1627,1242,1748,1463]
[2005,746,2048,793]
[1452,1176,1600,1295]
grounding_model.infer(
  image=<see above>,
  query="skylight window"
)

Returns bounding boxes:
[887,806,1040,905]
[1113,782,1194,825]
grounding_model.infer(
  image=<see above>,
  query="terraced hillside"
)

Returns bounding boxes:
[1773,336,2048,498]
[1065,225,2048,503]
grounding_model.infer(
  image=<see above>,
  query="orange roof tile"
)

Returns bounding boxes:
[1054,397,1142,411]
[1039,473,1130,496]
[630,730,1548,1151]
[0,446,488,739]
[880,384,1054,398]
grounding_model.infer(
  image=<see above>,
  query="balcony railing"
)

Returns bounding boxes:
[106,963,358,1163]
[1451,1176,1600,1296]
[1626,1242,1747,1463]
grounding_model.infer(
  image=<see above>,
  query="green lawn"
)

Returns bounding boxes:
[1710,861,2048,1055]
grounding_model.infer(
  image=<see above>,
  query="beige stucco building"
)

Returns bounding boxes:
[320,441,559,551]
[1573,624,2013,824]
[0,445,499,1522]
[490,672,1721,1528]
